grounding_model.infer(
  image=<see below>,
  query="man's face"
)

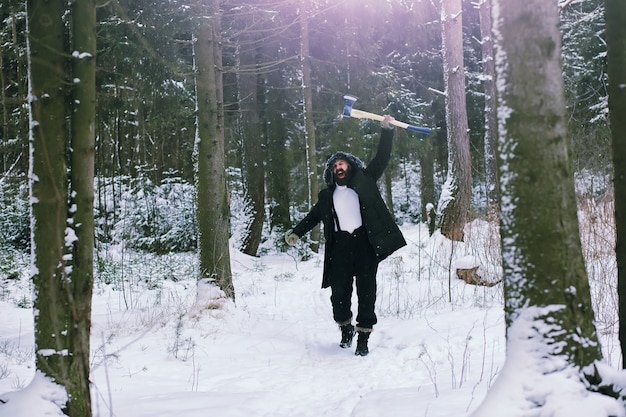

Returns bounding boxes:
[333,159,351,184]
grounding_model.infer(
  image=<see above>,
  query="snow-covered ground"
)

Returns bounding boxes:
[0,221,622,416]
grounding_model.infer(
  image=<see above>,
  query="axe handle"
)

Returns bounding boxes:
[349,109,431,135]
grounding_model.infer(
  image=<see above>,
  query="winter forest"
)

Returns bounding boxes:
[1,0,626,416]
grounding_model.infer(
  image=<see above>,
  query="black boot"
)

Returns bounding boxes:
[339,324,355,348]
[355,331,370,356]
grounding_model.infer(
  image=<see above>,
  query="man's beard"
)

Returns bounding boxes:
[334,166,351,186]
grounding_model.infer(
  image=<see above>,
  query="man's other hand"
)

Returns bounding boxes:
[285,233,299,246]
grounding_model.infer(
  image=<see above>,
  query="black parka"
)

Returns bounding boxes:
[291,128,406,288]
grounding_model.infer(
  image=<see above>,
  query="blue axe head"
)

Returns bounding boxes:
[342,95,358,118]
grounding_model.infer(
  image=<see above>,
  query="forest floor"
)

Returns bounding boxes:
[0,221,622,416]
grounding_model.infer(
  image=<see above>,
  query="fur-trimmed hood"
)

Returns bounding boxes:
[323,151,366,187]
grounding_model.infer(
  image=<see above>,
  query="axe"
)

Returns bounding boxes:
[342,95,432,135]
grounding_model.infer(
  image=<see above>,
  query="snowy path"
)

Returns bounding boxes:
[0,225,507,417]
[86,237,505,417]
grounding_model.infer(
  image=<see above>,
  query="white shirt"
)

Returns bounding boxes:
[333,185,362,233]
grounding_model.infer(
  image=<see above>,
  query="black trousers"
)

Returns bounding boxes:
[328,226,378,330]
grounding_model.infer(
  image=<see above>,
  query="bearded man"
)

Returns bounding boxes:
[285,115,406,356]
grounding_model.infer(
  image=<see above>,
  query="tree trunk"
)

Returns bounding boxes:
[263,70,291,234]
[418,139,436,234]
[471,2,604,413]
[28,0,71,397]
[436,0,472,241]
[300,0,320,253]
[239,36,265,257]
[496,0,601,359]
[27,0,95,414]
[67,0,96,415]
[605,0,626,370]
[0,45,7,173]
[0,4,29,174]
[478,0,500,222]
[195,6,234,300]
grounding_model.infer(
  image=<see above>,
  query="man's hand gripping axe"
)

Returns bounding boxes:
[342,95,432,135]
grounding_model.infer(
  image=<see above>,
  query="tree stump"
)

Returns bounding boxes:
[455,257,501,287]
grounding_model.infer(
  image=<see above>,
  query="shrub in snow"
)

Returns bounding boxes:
[96,176,197,254]
[0,179,29,251]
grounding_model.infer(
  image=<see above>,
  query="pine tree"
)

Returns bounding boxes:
[472,0,609,413]
[437,0,472,241]
[194,0,234,301]
[605,0,626,371]
[26,0,96,414]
